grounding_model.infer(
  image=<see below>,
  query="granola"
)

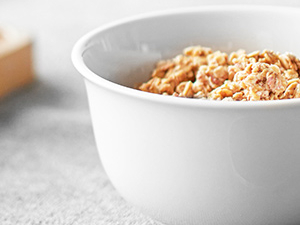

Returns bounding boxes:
[138,46,300,101]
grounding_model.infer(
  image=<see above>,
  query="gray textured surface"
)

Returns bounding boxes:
[1,0,300,224]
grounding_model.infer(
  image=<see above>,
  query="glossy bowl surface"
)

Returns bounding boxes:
[72,6,300,225]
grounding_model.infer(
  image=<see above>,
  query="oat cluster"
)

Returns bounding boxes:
[138,46,300,101]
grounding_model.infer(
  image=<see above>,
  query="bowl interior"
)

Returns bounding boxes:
[81,6,300,88]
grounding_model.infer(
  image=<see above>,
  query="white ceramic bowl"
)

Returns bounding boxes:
[72,6,300,225]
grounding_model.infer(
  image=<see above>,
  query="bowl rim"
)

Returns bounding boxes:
[72,5,300,109]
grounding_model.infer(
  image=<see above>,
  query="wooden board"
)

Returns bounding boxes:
[0,26,34,99]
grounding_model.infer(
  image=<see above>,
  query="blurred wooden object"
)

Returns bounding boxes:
[0,26,34,99]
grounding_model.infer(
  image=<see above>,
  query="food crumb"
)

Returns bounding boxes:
[138,46,300,101]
